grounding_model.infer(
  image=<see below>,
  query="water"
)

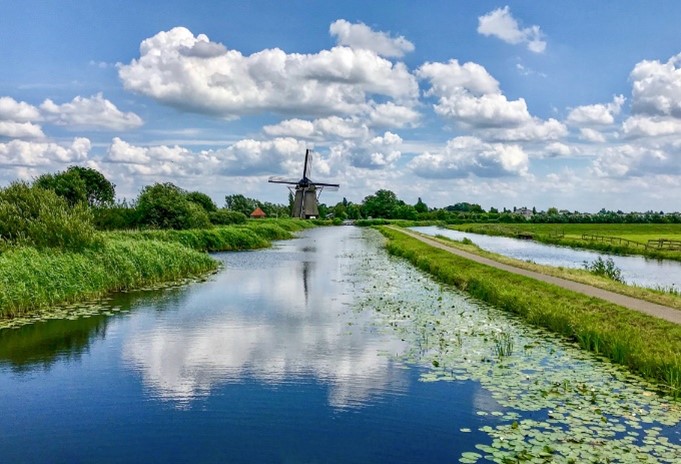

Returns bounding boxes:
[411,226,681,289]
[0,227,679,463]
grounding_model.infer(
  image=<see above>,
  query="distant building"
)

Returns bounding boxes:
[516,207,534,219]
[250,207,266,219]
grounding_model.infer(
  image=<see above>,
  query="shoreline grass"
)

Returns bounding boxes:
[379,226,681,396]
[0,219,317,321]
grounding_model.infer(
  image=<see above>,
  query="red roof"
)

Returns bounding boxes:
[250,207,266,218]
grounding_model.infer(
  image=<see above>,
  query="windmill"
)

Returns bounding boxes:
[268,149,340,219]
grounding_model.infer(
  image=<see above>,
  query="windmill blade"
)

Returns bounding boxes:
[268,176,299,185]
[303,149,313,179]
[313,182,340,188]
[317,185,339,192]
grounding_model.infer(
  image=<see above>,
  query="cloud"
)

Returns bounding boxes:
[0,121,45,138]
[264,116,368,140]
[344,131,403,169]
[418,59,533,129]
[545,142,571,157]
[0,138,90,166]
[621,115,681,137]
[630,53,681,117]
[0,97,41,122]
[477,6,546,53]
[592,143,681,178]
[579,128,607,143]
[367,102,420,128]
[329,19,415,58]
[40,93,143,131]
[479,118,567,141]
[409,136,528,178]
[118,27,418,118]
[567,95,625,126]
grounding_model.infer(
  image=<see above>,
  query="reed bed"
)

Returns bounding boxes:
[379,226,681,396]
[0,239,217,319]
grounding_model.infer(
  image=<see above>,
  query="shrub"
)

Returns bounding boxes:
[136,182,211,230]
[209,209,247,225]
[583,257,625,283]
[0,182,98,250]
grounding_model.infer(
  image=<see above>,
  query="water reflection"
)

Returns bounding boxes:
[412,226,681,288]
[0,315,109,372]
[123,227,409,409]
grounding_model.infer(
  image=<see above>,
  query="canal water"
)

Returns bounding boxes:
[411,226,681,289]
[0,227,679,463]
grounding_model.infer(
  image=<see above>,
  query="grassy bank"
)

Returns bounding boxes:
[0,239,217,319]
[107,218,316,251]
[379,226,681,396]
[0,219,317,321]
[450,223,681,261]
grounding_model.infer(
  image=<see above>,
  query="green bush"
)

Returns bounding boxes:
[136,182,211,230]
[209,209,247,225]
[92,204,139,230]
[0,182,98,250]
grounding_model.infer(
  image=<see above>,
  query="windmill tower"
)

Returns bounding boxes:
[268,149,340,219]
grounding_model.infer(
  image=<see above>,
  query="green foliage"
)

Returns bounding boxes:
[92,203,139,230]
[34,166,115,207]
[209,209,247,225]
[136,182,211,230]
[583,257,625,283]
[0,238,217,319]
[225,194,259,216]
[362,189,401,218]
[414,197,429,213]
[0,182,98,250]
[34,169,87,207]
[186,191,217,212]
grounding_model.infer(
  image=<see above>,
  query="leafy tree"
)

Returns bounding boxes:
[35,166,115,207]
[137,182,211,230]
[34,169,87,207]
[414,197,429,213]
[547,207,559,215]
[209,209,247,225]
[67,166,115,206]
[186,191,217,212]
[362,189,404,219]
[445,202,484,213]
[225,194,259,216]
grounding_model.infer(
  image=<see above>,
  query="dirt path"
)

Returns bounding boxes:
[392,227,681,325]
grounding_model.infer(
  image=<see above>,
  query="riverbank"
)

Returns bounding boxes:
[450,223,681,262]
[0,219,315,322]
[379,226,681,396]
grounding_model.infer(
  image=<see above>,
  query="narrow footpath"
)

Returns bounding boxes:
[393,227,681,325]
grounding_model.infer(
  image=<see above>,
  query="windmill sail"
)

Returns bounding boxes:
[268,149,340,219]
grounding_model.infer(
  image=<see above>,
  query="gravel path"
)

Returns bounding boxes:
[394,227,681,325]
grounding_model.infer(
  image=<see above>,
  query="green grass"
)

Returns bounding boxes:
[379,226,681,396]
[0,219,318,320]
[450,223,681,261]
[0,238,217,319]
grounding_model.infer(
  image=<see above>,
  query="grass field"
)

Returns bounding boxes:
[449,223,681,261]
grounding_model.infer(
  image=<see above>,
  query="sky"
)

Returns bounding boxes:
[2,1,681,212]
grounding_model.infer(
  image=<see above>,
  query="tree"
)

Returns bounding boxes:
[186,191,217,212]
[137,182,211,229]
[362,189,403,219]
[225,194,259,216]
[414,197,429,213]
[67,166,115,206]
[35,166,115,207]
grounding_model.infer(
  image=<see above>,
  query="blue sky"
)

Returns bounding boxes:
[2,1,681,212]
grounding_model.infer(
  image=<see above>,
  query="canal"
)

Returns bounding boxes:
[0,227,679,463]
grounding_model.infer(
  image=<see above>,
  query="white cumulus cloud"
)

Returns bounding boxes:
[0,138,90,166]
[477,6,546,53]
[0,96,41,122]
[409,136,528,178]
[118,27,418,118]
[0,121,45,138]
[329,19,415,58]
[621,115,681,138]
[630,53,681,117]
[40,93,143,131]
[567,95,625,126]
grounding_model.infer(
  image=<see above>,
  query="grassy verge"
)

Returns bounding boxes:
[0,219,317,320]
[106,219,316,251]
[450,223,681,262]
[0,239,217,319]
[428,233,681,311]
[379,226,681,396]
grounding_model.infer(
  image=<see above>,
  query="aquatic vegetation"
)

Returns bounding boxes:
[351,228,681,463]
[583,256,625,283]
[378,226,681,396]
